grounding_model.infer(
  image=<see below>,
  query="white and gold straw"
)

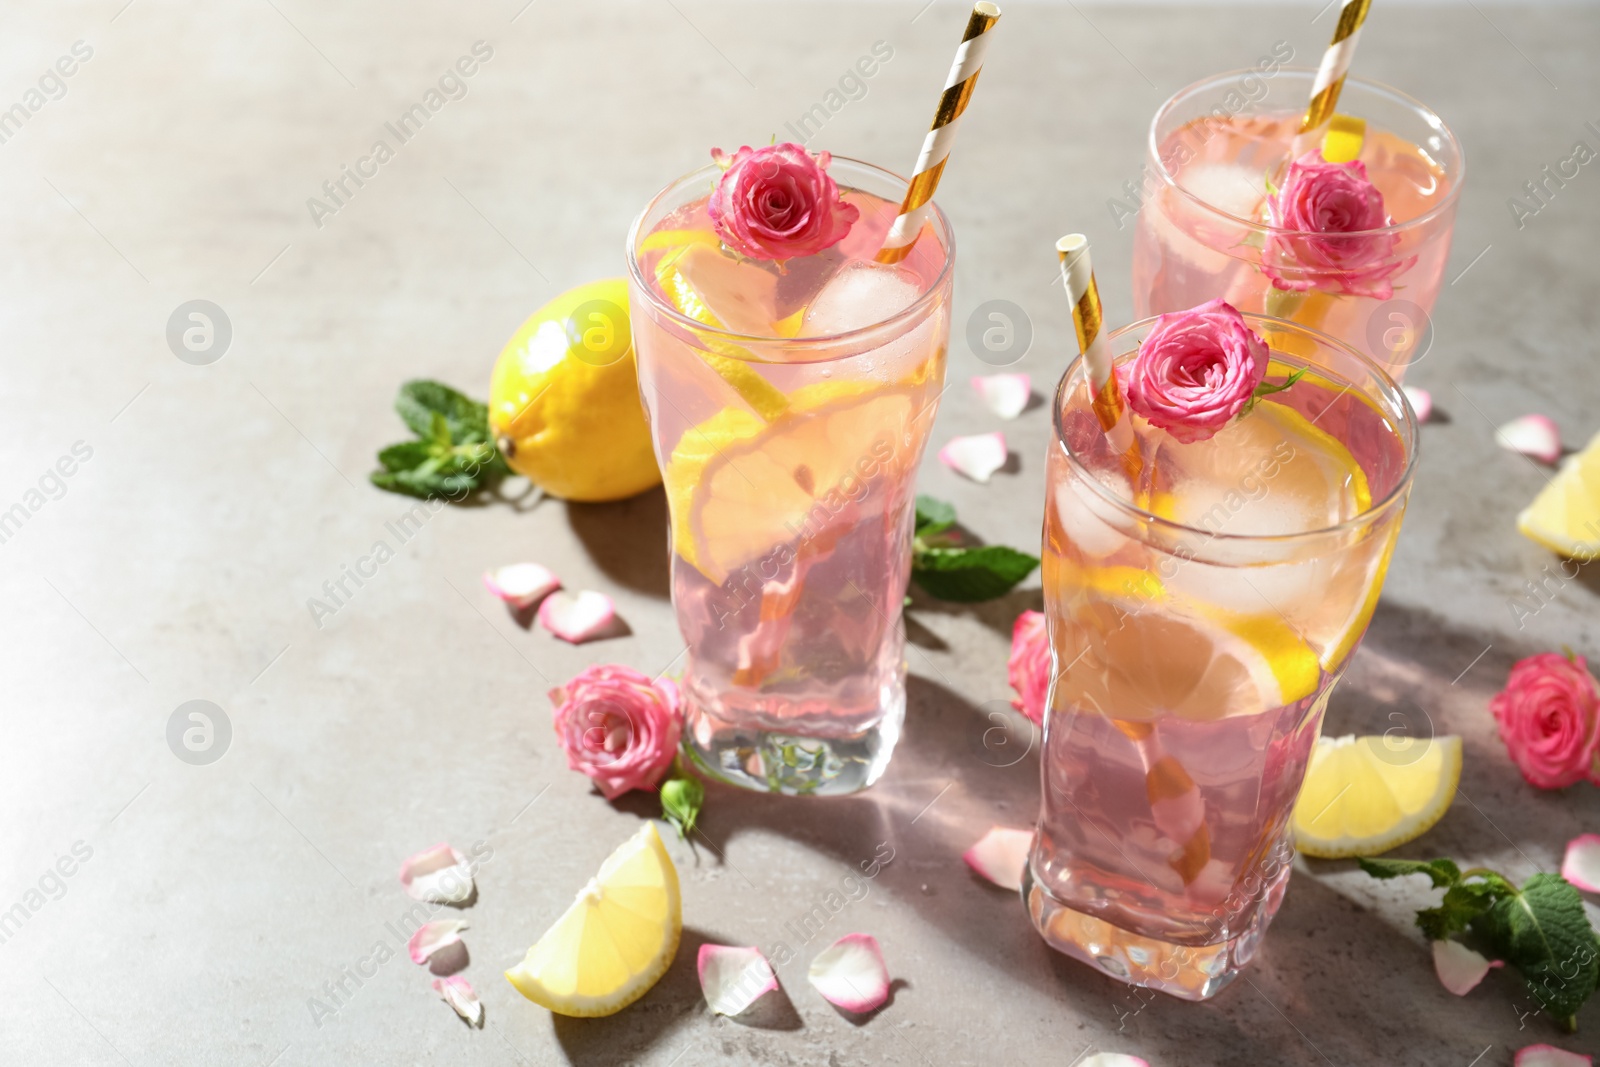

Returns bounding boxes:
[1056,234,1134,456]
[1294,0,1373,154]
[876,2,1001,265]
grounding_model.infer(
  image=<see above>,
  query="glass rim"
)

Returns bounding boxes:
[1147,67,1466,239]
[1053,312,1420,545]
[624,155,955,354]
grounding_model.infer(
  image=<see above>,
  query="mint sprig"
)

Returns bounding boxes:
[909,494,1039,603]
[1361,856,1600,1030]
[371,380,509,499]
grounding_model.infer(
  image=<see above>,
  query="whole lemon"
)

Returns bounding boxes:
[488,279,661,502]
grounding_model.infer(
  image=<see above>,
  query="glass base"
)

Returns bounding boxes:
[682,686,904,797]
[1020,860,1287,1001]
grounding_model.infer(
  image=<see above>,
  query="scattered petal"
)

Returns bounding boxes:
[971,374,1032,420]
[1403,386,1432,423]
[433,975,483,1026]
[1432,939,1501,995]
[399,843,474,904]
[1515,1045,1592,1067]
[538,590,617,644]
[1561,833,1600,893]
[483,563,561,610]
[938,432,1008,483]
[962,826,1033,891]
[697,944,778,1016]
[1081,1056,1151,1067]
[1495,414,1562,464]
[808,933,890,1013]
[408,920,470,965]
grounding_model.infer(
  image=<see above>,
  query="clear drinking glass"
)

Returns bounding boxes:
[626,158,953,796]
[1131,69,1462,378]
[1023,314,1418,999]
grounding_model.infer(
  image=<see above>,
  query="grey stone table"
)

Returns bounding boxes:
[2,1,1598,1064]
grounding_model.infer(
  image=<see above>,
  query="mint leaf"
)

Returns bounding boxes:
[372,380,508,500]
[396,380,490,441]
[1357,856,1462,888]
[1473,874,1600,1027]
[376,441,432,472]
[1419,880,1506,941]
[912,545,1039,602]
[660,772,705,839]
[915,494,956,534]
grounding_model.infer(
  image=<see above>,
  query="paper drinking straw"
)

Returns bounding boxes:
[875,2,1002,265]
[1294,0,1374,155]
[1055,234,1135,456]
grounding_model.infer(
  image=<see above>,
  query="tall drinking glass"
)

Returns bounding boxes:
[1132,70,1462,378]
[1023,314,1417,999]
[626,158,953,796]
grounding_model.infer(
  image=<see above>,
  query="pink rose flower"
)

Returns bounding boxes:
[707,143,859,261]
[1120,298,1269,444]
[1263,151,1411,299]
[1489,652,1600,790]
[1008,610,1050,727]
[550,665,683,799]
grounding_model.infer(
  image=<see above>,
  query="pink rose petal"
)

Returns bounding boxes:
[1495,414,1562,464]
[808,933,890,1013]
[1081,1056,1151,1067]
[408,919,469,965]
[433,975,483,1026]
[938,432,1008,483]
[1516,1046,1592,1067]
[1403,386,1432,424]
[971,374,1031,420]
[1562,833,1600,893]
[962,826,1033,892]
[537,590,617,644]
[697,944,778,1016]
[483,563,560,610]
[1431,939,1501,995]
[399,843,474,904]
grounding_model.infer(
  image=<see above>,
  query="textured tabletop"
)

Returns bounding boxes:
[2,1,1598,1064]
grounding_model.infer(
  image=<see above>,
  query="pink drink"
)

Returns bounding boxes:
[1132,71,1462,378]
[1025,315,1417,999]
[627,158,952,795]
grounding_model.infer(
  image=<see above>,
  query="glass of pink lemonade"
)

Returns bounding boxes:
[1024,314,1417,998]
[626,158,952,796]
[1132,70,1462,378]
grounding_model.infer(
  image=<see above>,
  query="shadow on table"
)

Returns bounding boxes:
[566,486,671,599]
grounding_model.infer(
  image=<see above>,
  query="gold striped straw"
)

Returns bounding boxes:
[1294,0,1374,154]
[875,2,1001,265]
[1056,234,1134,456]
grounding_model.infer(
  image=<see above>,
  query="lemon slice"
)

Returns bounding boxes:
[1292,734,1461,858]
[1320,114,1367,164]
[1517,429,1600,559]
[505,823,681,1017]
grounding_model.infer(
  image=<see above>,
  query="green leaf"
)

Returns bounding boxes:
[914,494,956,533]
[912,545,1039,603]
[376,441,432,473]
[1473,874,1600,1026]
[1418,880,1505,941]
[660,773,705,839]
[371,380,507,500]
[1357,856,1462,888]
[395,380,490,442]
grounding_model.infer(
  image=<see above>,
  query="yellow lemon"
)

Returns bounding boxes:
[1292,734,1461,858]
[1517,429,1600,559]
[488,278,661,502]
[505,823,681,1017]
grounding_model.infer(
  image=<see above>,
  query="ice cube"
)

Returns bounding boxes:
[1179,163,1267,221]
[799,261,922,337]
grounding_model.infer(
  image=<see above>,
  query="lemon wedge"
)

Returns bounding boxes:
[1292,734,1461,858]
[505,823,681,1017]
[1321,114,1367,164]
[1517,429,1600,559]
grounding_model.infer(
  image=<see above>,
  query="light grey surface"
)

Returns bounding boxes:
[2,1,1598,1064]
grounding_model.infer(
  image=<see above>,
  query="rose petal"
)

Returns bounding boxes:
[1081,1056,1151,1067]
[807,933,890,1013]
[697,944,778,1016]
[962,826,1033,892]
[537,590,617,644]
[483,563,561,610]
[1516,1045,1592,1067]
[1403,386,1432,424]
[1431,939,1501,995]
[1561,833,1600,893]
[433,975,483,1026]
[1495,414,1562,464]
[938,432,1008,483]
[408,919,469,965]
[971,374,1032,420]
[399,843,474,904]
